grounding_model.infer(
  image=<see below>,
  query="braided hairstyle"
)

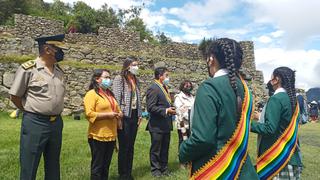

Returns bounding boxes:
[272,67,296,112]
[208,38,244,115]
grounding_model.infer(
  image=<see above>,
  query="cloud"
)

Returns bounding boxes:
[246,0,320,49]
[165,0,238,26]
[255,48,320,90]
[256,35,272,44]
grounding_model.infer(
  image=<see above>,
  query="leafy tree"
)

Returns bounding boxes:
[125,17,154,42]
[72,1,97,33]
[0,0,28,25]
[96,4,119,28]
[156,31,172,45]
[198,38,215,59]
[48,0,72,26]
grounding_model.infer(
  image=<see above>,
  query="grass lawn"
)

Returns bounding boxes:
[0,112,319,180]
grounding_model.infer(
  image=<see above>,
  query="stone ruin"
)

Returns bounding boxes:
[0,14,267,115]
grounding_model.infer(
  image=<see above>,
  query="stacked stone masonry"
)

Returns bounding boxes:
[0,14,267,114]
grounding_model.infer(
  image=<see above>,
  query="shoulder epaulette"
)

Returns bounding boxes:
[21,60,36,70]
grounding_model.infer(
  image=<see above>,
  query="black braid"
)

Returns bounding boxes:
[273,67,296,112]
[210,38,244,115]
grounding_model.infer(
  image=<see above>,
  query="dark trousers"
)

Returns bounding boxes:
[88,139,115,180]
[118,110,138,178]
[149,132,171,175]
[20,112,63,180]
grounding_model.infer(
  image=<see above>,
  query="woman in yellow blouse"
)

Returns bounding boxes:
[83,69,123,180]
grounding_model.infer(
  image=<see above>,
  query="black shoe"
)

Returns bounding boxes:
[119,175,134,180]
[161,170,172,176]
[151,171,162,178]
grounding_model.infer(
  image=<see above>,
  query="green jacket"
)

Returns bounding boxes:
[179,75,259,179]
[251,92,303,166]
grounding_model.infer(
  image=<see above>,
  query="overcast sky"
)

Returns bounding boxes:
[44,0,320,90]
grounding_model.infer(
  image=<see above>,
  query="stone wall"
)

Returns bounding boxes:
[0,14,267,115]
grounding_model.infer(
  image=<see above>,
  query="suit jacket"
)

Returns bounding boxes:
[146,82,173,133]
[112,75,142,118]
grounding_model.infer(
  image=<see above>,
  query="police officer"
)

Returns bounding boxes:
[9,34,67,180]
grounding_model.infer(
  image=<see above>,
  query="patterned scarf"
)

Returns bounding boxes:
[191,77,253,180]
[256,103,300,180]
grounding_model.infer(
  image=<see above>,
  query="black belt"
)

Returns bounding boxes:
[24,111,60,122]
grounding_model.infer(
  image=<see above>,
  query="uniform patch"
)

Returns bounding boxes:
[21,60,36,70]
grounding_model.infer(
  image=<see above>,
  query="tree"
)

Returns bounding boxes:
[0,0,28,25]
[48,0,72,26]
[72,1,97,33]
[198,38,215,59]
[125,17,154,42]
[96,4,119,28]
[156,31,172,45]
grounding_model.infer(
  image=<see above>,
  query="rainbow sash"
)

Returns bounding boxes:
[191,77,253,180]
[256,103,300,180]
[154,80,172,105]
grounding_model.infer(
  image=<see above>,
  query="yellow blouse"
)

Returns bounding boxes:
[83,89,121,142]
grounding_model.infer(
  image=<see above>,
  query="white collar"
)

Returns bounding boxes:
[213,68,228,78]
[274,87,286,95]
[179,91,193,98]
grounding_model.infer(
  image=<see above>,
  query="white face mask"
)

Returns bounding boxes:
[129,65,139,75]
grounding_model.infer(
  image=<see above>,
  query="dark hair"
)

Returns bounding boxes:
[154,67,168,80]
[273,67,296,112]
[266,80,275,97]
[208,38,244,115]
[179,80,193,91]
[88,69,114,97]
[121,57,138,88]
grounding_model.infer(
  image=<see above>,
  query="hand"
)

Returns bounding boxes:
[110,112,119,118]
[116,112,123,119]
[167,107,176,115]
[117,118,123,130]
[253,111,260,120]
[137,117,142,127]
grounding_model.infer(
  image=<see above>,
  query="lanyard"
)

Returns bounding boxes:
[99,88,117,112]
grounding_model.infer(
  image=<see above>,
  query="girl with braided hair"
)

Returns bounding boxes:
[179,38,259,179]
[251,67,303,179]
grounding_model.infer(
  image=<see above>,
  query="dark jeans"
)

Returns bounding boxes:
[118,110,139,178]
[20,112,63,180]
[149,132,171,175]
[88,139,115,180]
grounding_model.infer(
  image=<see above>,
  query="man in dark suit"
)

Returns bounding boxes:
[146,67,176,177]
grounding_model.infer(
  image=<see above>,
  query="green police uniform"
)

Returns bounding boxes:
[9,34,67,180]
[179,71,259,179]
[251,90,303,169]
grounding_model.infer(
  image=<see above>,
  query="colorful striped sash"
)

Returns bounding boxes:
[191,77,253,180]
[154,80,172,105]
[256,103,300,180]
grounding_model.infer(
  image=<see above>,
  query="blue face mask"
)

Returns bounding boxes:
[100,78,112,89]
[163,77,170,85]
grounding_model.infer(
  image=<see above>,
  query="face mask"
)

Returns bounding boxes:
[163,77,170,85]
[55,49,64,62]
[100,78,112,89]
[184,87,192,94]
[129,65,139,75]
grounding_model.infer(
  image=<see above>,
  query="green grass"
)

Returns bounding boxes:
[0,112,319,179]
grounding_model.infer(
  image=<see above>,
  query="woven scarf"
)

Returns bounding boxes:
[256,103,300,180]
[191,77,253,180]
